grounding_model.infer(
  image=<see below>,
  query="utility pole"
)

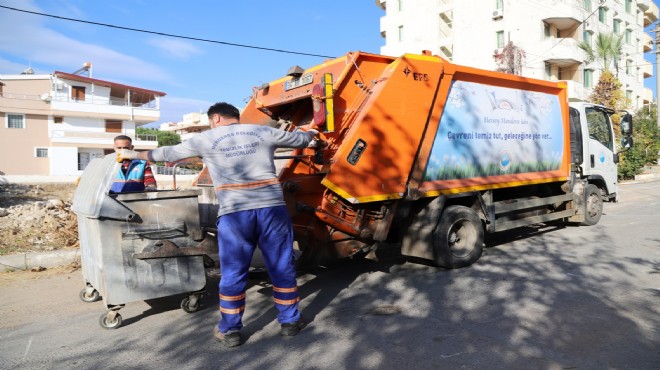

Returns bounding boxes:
[655,22,660,127]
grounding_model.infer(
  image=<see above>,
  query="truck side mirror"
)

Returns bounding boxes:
[620,136,633,149]
[620,113,633,136]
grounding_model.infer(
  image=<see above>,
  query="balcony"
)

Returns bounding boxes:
[642,60,653,78]
[49,95,160,123]
[644,1,659,26]
[643,87,653,104]
[637,0,650,11]
[562,79,589,102]
[539,38,584,66]
[642,33,653,52]
[375,0,385,11]
[380,16,387,38]
[50,130,158,148]
[0,92,51,113]
[543,6,583,37]
[439,44,453,60]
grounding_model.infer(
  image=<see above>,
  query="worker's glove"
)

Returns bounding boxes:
[308,138,327,148]
[116,149,139,163]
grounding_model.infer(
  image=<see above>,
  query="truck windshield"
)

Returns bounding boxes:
[585,107,613,151]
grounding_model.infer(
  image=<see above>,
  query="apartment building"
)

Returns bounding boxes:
[376,0,659,111]
[159,111,211,142]
[0,65,164,176]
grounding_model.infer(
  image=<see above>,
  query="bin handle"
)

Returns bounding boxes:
[171,158,204,190]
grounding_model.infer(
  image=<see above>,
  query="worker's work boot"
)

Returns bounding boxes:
[213,326,242,348]
[280,317,307,336]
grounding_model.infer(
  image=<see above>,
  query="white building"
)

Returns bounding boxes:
[0,64,163,176]
[376,0,659,110]
[159,111,210,142]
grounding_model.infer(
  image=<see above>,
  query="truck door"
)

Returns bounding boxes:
[584,106,617,196]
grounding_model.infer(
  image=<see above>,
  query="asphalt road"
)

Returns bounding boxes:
[0,180,658,370]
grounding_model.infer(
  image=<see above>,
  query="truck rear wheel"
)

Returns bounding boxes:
[582,184,602,226]
[433,205,484,269]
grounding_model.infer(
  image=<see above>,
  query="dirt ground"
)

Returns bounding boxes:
[0,182,78,255]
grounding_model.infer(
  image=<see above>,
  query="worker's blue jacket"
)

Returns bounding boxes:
[110,160,147,193]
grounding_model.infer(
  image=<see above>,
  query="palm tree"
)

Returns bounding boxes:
[578,32,623,76]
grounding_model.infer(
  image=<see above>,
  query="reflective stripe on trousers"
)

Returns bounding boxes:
[216,205,300,333]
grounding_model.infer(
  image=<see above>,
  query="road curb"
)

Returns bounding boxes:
[0,249,80,272]
[633,173,660,181]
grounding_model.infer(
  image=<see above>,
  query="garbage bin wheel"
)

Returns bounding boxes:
[79,288,100,303]
[99,311,123,329]
[180,296,200,313]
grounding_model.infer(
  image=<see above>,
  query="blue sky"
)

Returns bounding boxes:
[0,0,384,126]
[0,0,658,127]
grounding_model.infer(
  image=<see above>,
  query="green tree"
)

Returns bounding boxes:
[589,70,628,135]
[156,131,182,146]
[136,127,181,147]
[578,32,623,74]
[618,106,660,180]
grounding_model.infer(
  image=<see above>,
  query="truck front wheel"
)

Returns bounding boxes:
[433,206,484,269]
[582,184,603,226]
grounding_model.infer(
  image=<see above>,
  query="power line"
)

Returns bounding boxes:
[0,5,335,59]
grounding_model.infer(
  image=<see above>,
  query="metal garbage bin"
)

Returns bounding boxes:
[72,154,213,329]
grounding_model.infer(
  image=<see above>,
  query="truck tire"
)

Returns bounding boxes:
[433,205,484,269]
[582,184,602,226]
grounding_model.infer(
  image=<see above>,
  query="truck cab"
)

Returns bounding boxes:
[569,102,633,203]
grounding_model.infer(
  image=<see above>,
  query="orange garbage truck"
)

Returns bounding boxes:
[196,51,633,269]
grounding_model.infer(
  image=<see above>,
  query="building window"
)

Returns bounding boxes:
[496,30,504,48]
[626,59,632,75]
[72,86,85,101]
[398,25,404,41]
[625,28,631,44]
[598,7,606,24]
[544,22,550,38]
[398,0,403,11]
[626,90,632,102]
[625,0,632,14]
[54,116,63,124]
[105,120,122,133]
[6,113,25,129]
[613,19,621,34]
[583,0,591,11]
[496,0,503,10]
[35,148,48,158]
[545,63,552,80]
[583,30,593,46]
[584,69,593,88]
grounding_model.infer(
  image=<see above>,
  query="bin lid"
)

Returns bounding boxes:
[72,154,120,218]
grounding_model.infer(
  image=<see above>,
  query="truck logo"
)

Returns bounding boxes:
[403,66,429,82]
[488,90,522,111]
[499,150,511,172]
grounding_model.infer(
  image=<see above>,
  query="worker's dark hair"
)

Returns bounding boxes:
[207,102,240,121]
[113,135,132,143]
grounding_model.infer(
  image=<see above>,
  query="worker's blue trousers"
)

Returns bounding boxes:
[216,205,301,333]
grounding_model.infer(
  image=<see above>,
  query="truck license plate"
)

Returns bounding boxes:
[285,73,313,91]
